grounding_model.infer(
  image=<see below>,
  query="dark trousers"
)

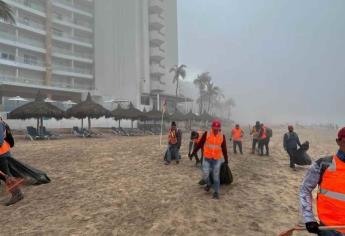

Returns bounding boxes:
[259,138,269,155]
[233,141,243,154]
[286,148,297,168]
[252,139,258,153]
[0,155,11,181]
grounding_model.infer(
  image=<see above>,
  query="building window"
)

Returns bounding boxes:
[141,95,150,106]
[24,55,37,65]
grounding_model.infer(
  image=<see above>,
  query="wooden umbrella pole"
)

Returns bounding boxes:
[88,116,91,130]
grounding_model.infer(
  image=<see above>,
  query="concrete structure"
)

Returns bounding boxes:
[94,0,181,111]
[0,0,95,111]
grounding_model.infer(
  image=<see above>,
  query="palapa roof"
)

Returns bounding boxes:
[66,93,110,119]
[169,109,185,121]
[199,111,214,121]
[124,102,145,120]
[8,91,64,120]
[183,110,200,121]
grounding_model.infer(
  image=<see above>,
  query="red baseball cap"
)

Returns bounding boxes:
[338,127,345,139]
[211,119,221,129]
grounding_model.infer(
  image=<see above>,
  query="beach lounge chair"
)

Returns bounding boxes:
[42,127,60,139]
[26,127,46,141]
[72,127,85,137]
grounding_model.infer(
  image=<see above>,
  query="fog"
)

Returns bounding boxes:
[178,0,345,125]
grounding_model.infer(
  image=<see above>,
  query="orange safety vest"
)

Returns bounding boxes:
[0,128,10,155]
[168,129,177,145]
[232,128,243,141]
[203,130,224,160]
[260,127,267,139]
[317,155,345,232]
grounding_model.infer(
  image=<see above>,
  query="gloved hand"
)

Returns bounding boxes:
[305,221,319,234]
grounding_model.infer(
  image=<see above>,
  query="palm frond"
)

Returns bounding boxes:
[0,1,15,24]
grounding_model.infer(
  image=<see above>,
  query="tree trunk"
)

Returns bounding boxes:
[175,77,179,111]
[40,117,43,135]
[37,118,39,135]
[88,116,91,130]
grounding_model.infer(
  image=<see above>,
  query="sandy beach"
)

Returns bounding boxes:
[0,127,338,236]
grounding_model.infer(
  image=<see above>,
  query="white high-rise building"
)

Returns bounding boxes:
[94,0,180,111]
[0,0,181,112]
[0,0,95,111]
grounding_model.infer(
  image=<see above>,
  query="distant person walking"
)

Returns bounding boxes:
[250,121,261,154]
[283,125,302,170]
[165,121,182,165]
[258,123,270,156]
[231,124,244,154]
[188,128,203,165]
[190,119,229,199]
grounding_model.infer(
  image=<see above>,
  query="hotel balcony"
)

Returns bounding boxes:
[52,64,93,79]
[149,0,164,14]
[52,32,93,48]
[0,31,46,53]
[149,14,165,30]
[150,64,165,76]
[3,0,46,17]
[52,47,93,63]
[149,31,165,46]
[52,16,93,33]
[0,55,45,71]
[150,47,164,62]
[52,0,93,18]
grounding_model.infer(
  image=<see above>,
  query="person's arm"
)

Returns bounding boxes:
[0,123,5,147]
[177,130,182,149]
[300,162,321,223]
[283,133,287,150]
[191,132,207,155]
[221,135,229,163]
[296,133,302,147]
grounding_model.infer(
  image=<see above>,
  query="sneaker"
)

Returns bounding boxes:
[198,179,206,185]
[212,192,220,199]
[5,190,24,206]
[204,185,211,192]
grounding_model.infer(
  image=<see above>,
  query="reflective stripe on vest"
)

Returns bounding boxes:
[0,129,10,155]
[317,155,345,232]
[232,128,243,141]
[203,130,223,160]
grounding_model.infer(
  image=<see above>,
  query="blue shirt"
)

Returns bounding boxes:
[336,150,345,162]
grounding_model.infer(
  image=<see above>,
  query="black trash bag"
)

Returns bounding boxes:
[163,147,181,161]
[7,157,50,185]
[293,141,312,166]
[209,163,233,185]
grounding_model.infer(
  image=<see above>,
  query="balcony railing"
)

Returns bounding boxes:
[52,16,93,30]
[52,47,93,60]
[0,31,45,49]
[52,32,93,44]
[9,0,45,13]
[0,74,92,90]
[16,17,45,31]
[53,64,92,75]
[0,54,45,68]
[52,0,93,15]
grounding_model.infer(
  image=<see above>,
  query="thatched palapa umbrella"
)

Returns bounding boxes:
[8,91,64,134]
[112,104,127,127]
[66,93,110,129]
[183,110,200,130]
[125,102,145,128]
[169,109,185,122]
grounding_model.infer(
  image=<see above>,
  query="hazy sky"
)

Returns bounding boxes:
[177,0,345,125]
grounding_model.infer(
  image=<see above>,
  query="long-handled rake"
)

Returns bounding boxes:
[279,225,345,236]
[0,171,24,192]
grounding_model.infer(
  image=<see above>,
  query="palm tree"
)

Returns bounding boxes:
[205,81,222,113]
[224,98,235,120]
[193,72,211,114]
[169,64,186,110]
[0,1,15,23]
